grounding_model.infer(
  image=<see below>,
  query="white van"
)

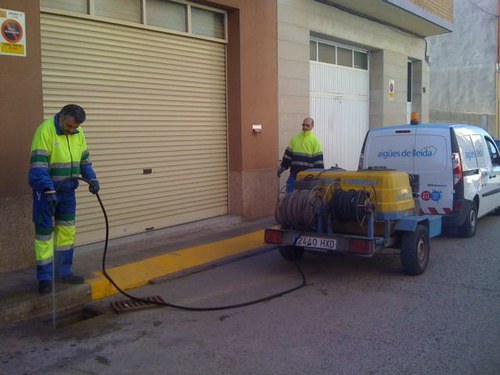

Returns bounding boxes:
[358,124,500,237]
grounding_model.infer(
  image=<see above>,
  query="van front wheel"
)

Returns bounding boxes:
[458,201,478,238]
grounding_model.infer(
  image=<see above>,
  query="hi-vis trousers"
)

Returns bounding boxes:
[32,190,76,282]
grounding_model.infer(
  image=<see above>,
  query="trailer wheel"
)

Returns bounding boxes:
[400,224,429,275]
[279,246,304,261]
[458,201,477,238]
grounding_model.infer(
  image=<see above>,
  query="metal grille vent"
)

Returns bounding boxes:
[111,296,165,313]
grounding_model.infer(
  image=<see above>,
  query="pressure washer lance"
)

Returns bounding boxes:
[42,191,58,328]
[51,200,56,329]
[66,177,306,313]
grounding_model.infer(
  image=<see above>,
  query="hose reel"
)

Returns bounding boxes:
[275,188,322,229]
[329,188,371,224]
[275,183,373,229]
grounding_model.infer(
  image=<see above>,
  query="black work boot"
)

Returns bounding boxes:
[58,274,85,284]
[38,280,51,294]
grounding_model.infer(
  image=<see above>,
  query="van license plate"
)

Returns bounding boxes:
[296,236,336,250]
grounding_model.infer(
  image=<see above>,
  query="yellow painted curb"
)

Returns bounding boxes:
[88,230,266,300]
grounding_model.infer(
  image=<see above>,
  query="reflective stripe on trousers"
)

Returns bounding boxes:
[33,190,76,281]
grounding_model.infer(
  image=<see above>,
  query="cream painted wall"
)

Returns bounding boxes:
[277,0,430,168]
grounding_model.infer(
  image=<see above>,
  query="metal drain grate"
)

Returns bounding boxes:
[111,296,165,313]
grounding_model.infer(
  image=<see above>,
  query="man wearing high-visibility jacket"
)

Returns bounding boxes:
[29,104,99,294]
[277,117,324,192]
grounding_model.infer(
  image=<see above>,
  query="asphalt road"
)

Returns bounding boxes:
[1,216,500,375]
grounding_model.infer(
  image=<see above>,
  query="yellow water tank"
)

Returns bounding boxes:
[296,169,415,215]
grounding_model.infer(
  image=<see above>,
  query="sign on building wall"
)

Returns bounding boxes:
[0,8,26,57]
[388,79,395,100]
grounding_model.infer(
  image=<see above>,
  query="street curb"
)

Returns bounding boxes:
[0,284,91,327]
[88,230,267,300]
[148,245,276,285]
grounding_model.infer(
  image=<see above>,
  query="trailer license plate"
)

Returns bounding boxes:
[296,236,336,250]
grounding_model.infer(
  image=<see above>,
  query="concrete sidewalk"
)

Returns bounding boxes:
[0,215,275,326]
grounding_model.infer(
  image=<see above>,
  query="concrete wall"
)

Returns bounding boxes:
[427,0,497,135]
[277,0,429,162]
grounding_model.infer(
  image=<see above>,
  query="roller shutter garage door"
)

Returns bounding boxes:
[40,13,228,245]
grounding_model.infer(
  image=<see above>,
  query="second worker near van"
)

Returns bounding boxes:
[277,117,324,192]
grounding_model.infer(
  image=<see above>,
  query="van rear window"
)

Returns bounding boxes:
[363,134,414,171]
[363,132,450,173]
[413,135,448,172]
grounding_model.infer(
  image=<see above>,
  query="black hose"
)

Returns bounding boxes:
[73,177,307,311]
[330,189,368,222]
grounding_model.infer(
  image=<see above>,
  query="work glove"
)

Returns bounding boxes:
[277,167,286,178]
[44,190,57,206]
[89,179,100,194]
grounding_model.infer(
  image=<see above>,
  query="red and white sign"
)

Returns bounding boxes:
[0,8,26,57]
[388,79,395,100]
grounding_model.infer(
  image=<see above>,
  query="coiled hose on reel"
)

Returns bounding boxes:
[330,188,370,223]
[275,185,370,229]
[275,188,322,229]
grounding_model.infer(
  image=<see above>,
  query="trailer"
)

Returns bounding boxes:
[265,168,441,275]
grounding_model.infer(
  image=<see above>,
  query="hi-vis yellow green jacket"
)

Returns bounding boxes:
[280,130,324,177]
[29,114,96,192]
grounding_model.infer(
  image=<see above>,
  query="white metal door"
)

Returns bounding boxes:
[310,62,369,170]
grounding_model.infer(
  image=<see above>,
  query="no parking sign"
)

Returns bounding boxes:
[0,8,26,57]
[388,79,395,100]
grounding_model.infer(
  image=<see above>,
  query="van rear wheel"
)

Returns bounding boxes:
[458,201,478,238]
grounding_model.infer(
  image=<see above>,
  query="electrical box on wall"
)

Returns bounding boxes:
[252,124,262,134]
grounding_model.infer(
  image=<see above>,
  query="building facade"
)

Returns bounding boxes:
[0,0,279,272]
[427,0,498,136]
[0,0,452,273]
[278,0,453,171]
